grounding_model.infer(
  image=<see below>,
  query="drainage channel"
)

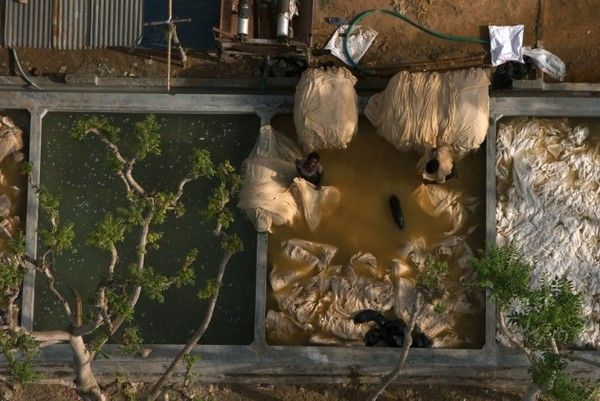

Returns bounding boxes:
[2,90,598,383]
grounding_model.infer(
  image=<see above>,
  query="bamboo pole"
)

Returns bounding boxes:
[167,0,173,92]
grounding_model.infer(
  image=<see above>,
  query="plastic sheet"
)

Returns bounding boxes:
[325,25,378,66]
[488,25,524,66]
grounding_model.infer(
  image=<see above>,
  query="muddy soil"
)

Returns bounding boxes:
[0,0,598,82]
[11,383,524,401]
[313,0,598,81]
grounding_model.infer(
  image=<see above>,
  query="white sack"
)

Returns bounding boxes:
[365,68,490,158]
[294,67,358,152]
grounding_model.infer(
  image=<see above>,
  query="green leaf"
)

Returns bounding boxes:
[71,116,121,142]
[128,265,170,303]
[221,234,243,254]
[106,288,134,323]
[7,230,26,256]
[509,276,584,350]
[469,244,532,308]
[134,114,161,160]
[198,278,218,300]
[120,326,143,356]
[20,161,33,177]
[88,213,127,251]
[190,148,215,179]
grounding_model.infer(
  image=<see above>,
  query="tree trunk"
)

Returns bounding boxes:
[69,335,106,401]
[522,383,541,401]
[146,251,234,401]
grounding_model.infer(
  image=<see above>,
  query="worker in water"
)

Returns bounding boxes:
[417,145,457,184]
[296,152,323,188]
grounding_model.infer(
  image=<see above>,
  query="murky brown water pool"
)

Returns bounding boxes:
[268,115,486,347]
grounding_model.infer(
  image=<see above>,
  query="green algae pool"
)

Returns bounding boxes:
[34,112,260,345]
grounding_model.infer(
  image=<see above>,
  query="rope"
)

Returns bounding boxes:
[342,9,490,75]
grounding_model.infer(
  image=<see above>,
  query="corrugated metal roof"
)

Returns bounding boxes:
[90,0,143,48]
[4,0,143,49]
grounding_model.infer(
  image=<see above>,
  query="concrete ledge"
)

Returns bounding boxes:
[2,90,598,383]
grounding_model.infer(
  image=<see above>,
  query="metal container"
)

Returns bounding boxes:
[237,0,251,40]
[276,0,290,39]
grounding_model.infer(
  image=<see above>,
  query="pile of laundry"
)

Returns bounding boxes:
[237,124,341,232]
[0,116,25,241]
[266,237,480,347]
[496,118,600,348]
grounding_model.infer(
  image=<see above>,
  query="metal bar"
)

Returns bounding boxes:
[144,18,191,27]
[483,113,499,355]
[253,233,268,345]
[21,107,47,331]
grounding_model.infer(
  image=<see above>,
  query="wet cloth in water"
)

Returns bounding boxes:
[267,240,476,347]
[0,116,24,239]
[412,184,479,236]
[238,125,342,232]
[238,125,302,232]
[364,68,490,158]
[294,67,359,152]
[496,118,600,348]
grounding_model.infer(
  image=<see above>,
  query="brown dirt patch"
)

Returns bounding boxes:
[11,383,524,401]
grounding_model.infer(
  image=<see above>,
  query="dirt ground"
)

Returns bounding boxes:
[11,383,524,401]
[0,0,598,82]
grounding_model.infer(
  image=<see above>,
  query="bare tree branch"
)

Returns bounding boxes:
[146,249,234,401]
[368,293,425,401]
[40,265,75,326]
[497,310,535,364]
[563,354,600,369]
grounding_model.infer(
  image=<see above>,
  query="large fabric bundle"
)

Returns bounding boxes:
[237,125,301,232]
[294,67,358,152]
[238,125,342,233]
[365,68,490,158]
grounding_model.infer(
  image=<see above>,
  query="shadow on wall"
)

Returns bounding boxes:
[141,0,220,51]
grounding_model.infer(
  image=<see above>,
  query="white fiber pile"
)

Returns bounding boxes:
[496,118,600,348]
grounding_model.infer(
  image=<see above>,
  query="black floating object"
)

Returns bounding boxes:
[389,195,405,229]
[411,328,432,348]
[353,309,387,326]
[364,327,382,346]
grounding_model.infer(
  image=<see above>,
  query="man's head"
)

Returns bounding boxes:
[305,152,320,169]
[425,159,440,174]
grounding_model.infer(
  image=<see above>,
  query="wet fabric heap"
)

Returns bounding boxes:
[0,116,24,239]
[267,238,480,347]
[294,67,359,152]
[496,118,600,348]
[412,184,480,236]
[365,68,490,158]
[238,125,341,232]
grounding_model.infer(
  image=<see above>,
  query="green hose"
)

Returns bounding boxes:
[342,9,490,75]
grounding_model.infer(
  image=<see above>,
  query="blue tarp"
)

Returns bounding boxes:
[141,0,219,51]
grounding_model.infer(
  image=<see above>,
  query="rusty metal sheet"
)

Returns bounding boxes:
[4,0,143,49]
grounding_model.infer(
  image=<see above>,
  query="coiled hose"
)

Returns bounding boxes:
[342,9,490,75]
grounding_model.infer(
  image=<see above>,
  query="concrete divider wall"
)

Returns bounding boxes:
[2,90,598,383]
